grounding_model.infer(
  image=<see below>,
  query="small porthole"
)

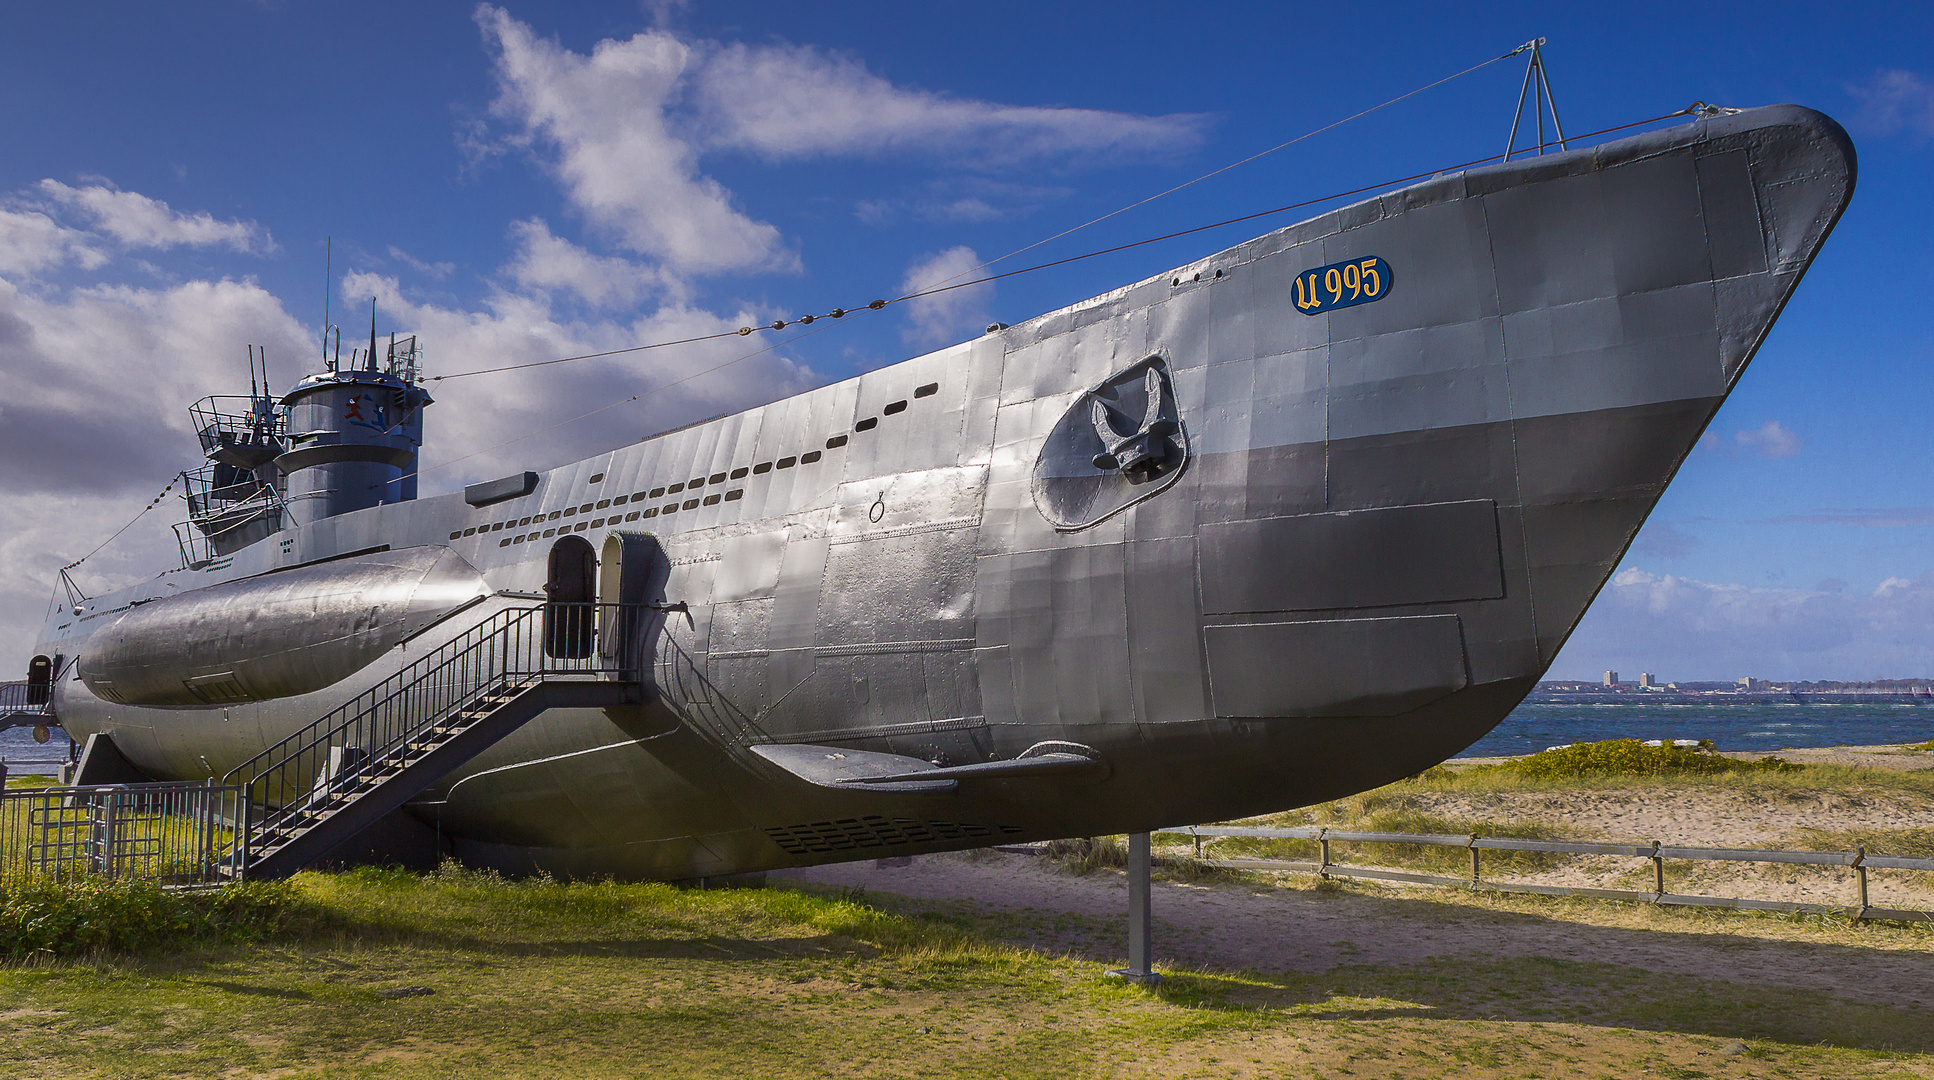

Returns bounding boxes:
[512,535,526,545]
[596,499,610,510]
[650,487,666,498]
[448,531,461,540]
[689,477,704,488]
[527,532,539,541]
[753,462,772,474]
[777,457,796,469]
[801,450,822,464]
[663,504,678,515]
[578,503,593,513]
[463,527,476,537]
[702,494,721,506]
[724,489,743,501]
[709,472,726,484]
[548,511,562,521]
[612,495,628,505]
[631,491,648,501]
[855,417,878,432]
[667,482,685,494]
[884,400,907,415]
[730,467,749,480]
[573,522,588,532]
[591,518,605,528]
[914,382,938,398]
[682,498,699,510]
[499,538,511,547]
[564,507,578,517]
[625,511,640,521]
[643,508,658,518]
[588,473,604,484]
[543,528,556,537]
[518,516,532,526]
[825,435,847,449]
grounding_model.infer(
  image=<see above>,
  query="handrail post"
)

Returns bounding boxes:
[1650,841,1665,898]
[1318,829,1331,881]
[1468,834,1480,890]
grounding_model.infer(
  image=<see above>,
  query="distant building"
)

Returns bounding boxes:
[1639,673,1657,689]
[1603,670,1619,687]
[1738,676,1762,692]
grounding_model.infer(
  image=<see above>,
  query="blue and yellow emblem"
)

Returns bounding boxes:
[1293,255,1393,315]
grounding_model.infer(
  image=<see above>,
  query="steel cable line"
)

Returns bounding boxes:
[428,109,1690,388]
[914,40,1544,295]
[61,103,1702,570]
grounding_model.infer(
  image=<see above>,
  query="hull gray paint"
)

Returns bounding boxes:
[37,105,1855,879]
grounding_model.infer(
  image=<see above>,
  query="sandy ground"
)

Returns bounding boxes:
[773,849,1934,1010]
[773,752,1934,1009]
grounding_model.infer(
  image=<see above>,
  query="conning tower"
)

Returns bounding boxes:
[275,330,432,521]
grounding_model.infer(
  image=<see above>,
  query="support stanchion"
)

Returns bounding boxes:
[1106,832,1162,986]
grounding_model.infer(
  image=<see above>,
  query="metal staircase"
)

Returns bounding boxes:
[217,602,646,879]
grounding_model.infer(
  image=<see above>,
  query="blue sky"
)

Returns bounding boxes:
[1,1,1930,680]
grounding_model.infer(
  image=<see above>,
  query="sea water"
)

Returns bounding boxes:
[1463,696,1934,758]
[0,724,74,774]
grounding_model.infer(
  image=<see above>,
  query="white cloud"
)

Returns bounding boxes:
[1850,69,1934,138]
[0,207,106,276]
[338,270,815,489]
[37,180,269,253]
[477,5,792,276]
[473,6,1204,277]
[1732,419,1801,458]
[693,41,1207,166]
[0,272,316,660]
[1553,567,1934,681]
[388,246,455,279]
[504,218,678,308]
[897,247,992,349]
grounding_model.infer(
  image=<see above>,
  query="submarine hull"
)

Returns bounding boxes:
[39,105,1854,879]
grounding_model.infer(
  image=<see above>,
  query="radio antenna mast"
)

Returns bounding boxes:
[1504,38,1567,161]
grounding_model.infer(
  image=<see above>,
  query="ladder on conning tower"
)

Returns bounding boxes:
[216,602,647,880]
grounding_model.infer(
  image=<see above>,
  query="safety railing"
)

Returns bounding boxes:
[0,783,246,885]
[217,602,644,857]
[1160,825,1934,923]
[0,681,52,717]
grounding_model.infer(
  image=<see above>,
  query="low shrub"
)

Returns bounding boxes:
[1485,739,1799,781]
[0,877,319,958]
[1043,836,1126,875]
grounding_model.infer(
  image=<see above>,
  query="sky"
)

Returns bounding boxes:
[1,1,1930,682]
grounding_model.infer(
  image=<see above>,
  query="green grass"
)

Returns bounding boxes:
[0,877,312,958]
[0,866,1929,1078]
[1473,739,1800,780]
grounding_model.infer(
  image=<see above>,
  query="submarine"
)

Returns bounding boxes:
[25,104,1854,879]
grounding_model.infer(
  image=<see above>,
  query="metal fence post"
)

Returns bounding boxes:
[1318,830,1331,880]
[1468,834,1480,889]
[1650,841,1665,898]
[1106,832,1162,986]
[1854,846,1869,920]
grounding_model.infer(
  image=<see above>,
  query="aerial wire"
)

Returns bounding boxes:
[917,40,1543,295]
[62,77,1704,570]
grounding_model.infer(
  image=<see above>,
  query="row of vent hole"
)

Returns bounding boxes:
[451,381,940,545]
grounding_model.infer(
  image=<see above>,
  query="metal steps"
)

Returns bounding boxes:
[218,603,644,879]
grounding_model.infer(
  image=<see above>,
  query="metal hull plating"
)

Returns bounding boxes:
[37,106,1854,879]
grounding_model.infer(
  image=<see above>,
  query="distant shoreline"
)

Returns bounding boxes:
[1525,690,1934,705]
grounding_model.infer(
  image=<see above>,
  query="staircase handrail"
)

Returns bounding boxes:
[219,602,639,809]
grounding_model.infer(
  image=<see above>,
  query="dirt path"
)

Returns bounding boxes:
[773,850,1934,1010]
